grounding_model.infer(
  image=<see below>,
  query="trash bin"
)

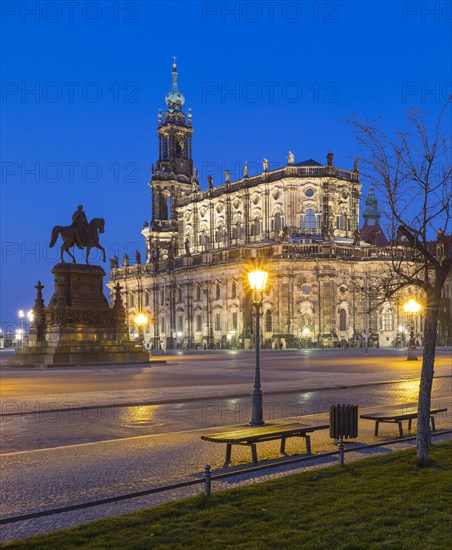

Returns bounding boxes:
[329,404,359,439]
[329,404,358,465]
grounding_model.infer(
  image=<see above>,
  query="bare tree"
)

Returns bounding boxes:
[350,100,451,464]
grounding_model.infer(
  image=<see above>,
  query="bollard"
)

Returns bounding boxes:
[203,464,211,496]
[338,438,345,466]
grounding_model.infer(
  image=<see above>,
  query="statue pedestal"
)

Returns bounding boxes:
[11,264,149,367]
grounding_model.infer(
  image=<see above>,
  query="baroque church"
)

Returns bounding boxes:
[108,61,433,350]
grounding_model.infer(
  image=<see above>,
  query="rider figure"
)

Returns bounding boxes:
[71,205,91,248]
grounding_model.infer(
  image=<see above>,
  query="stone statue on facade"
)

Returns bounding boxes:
[49,205,106,264]
[135,250,141,265]
[353,228,361,246]
[436,228,445,261]
[110,255,119,269]
[185,238,191,255]
[243,162,248,177]
[168,239,175,260]
[329,225,335,242]
[150,241,160,262]
[322,222,335,242]
[282,226,290,242]
[288,151,295,165]
[263,158,269,172]
[123,252,129,267]
[327,152,334,166]
[225,169,230,183]
[207,175,214,190]
[353,157,360,172]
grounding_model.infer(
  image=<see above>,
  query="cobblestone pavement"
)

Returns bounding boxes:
[1,379,450,543]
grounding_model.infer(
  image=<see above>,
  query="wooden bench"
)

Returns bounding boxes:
[201,422,329,466]
[360,407,447,438]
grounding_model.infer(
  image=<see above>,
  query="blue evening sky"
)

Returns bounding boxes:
[1,0,451,330]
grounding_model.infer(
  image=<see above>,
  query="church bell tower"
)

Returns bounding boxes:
[143,59,198,261]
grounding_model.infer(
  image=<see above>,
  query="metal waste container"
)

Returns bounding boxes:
[330,404,359,439]
[330,404,358,465]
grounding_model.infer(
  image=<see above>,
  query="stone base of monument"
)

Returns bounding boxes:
[10,263,149,367]
[11,341,149,367]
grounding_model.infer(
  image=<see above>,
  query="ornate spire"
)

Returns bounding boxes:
[165,57,185,112]
[363,185,381,226]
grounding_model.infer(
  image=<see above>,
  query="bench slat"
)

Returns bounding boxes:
[360,407,447,422]
[201,423,329,444]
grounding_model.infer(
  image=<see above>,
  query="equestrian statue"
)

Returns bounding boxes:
[49,205,106,264]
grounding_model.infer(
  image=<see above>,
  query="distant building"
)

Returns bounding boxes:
[109,63,449,350]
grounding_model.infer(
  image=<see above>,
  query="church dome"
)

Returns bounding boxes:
[165,61,185,112]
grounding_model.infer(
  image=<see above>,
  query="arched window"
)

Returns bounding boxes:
[339,308,347,331]
[160,288,164,305]
[215,312,221,331]
[265,310,273,332]
[232,311,238,330]
[274,212,283,231]
[178,286,183,303]
[339,214,346,231]
[196,285,201,301]
[254,217,261,235]
[231,281,237,299]
[381,307,394,331]
[304,209,316,230]
[130,293,135,307]
[217,225,225,242]
[177,315,183,331]
[144,292,149,306]
[216,282,221,300]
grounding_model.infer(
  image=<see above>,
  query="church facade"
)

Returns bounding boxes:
[108,62,437,350]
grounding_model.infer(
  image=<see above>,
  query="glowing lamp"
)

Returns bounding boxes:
[403,299,421,315]
[134,313,148,327]
[248,270,268,292]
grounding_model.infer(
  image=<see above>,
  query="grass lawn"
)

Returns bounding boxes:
[4,441,452,549]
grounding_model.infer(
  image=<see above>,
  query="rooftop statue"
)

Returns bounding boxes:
[49,205,106,264]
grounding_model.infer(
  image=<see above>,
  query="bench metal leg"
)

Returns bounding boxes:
[224,443,232,465]
[280,437,286,454]
[374,421,379,436]
[430,416,436,432]
[305,435,312,455]
[398,422,404,438]
[250,444,258,465]
[408,419,412,430]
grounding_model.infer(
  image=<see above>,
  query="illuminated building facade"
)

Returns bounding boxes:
[109,63,447,349]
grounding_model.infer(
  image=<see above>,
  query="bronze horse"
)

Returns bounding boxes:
[49,218,106,264]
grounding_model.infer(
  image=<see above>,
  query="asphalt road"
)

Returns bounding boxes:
[1,376,451,453]
[2,348,451,399]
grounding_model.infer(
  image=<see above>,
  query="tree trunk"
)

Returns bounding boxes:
[416,290,440,465]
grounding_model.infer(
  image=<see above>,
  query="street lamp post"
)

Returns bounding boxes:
[134,313,148,347]
[248,268,268,426]
[18,310,25,349]
[403,299,421,361]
